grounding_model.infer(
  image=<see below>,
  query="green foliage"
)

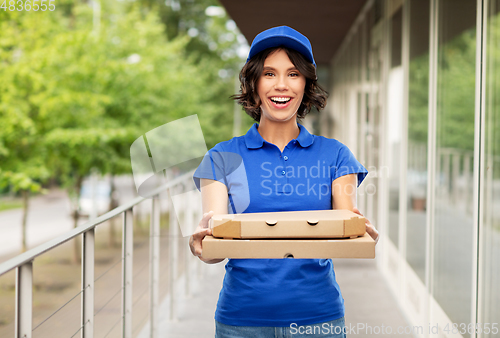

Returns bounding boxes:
[485,13,500,181]
[437,28,476,152]
[136,0,254,143]
[0,0,247,197]
[0,10,57,193]
[408,27,477,152]
[408,53,429,145]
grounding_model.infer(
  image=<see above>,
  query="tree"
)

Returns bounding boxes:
[1,0,250,258]
[0,10,57,252]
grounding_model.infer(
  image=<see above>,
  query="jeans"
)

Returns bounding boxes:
[215,316,346,338]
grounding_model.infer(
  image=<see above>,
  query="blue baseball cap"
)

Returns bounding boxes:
[246,26,316,67]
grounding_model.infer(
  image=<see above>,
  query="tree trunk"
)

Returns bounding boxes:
[72,176,83,264]
[21,189,29,253]
[131,175,141,233]
[108,174,119,247]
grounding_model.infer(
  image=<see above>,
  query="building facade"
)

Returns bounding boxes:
[223,1,500,337]
[326,1,499,337]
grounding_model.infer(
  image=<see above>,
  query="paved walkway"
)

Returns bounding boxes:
[148,258,415,338]
[0,176,137,259]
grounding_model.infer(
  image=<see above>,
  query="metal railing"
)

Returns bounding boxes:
[0,170,202,338]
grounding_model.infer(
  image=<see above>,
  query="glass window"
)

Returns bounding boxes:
[388,8,403,248]
[481,0,500,334]
[434,0,476,332]
[363,6,381,225]
[406,0,430,283]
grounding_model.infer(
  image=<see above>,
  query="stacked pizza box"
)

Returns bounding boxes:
[202,210,375,259]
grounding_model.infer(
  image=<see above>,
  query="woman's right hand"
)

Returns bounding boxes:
[189,211,221,263]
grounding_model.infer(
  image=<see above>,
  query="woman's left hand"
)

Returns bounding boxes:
[352,207,379,244]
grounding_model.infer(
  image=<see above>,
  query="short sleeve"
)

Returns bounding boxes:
[192,145,246,191]
[330,144,368,186]
[192,145,227,191]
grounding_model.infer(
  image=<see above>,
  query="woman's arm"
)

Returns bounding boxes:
[332,174,379,243]
[188,178,229,264]
[331,174,357,210]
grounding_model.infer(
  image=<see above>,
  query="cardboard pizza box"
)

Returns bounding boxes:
[209,209,365,239]
[201,233,376,259]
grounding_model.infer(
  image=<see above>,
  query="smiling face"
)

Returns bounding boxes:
[257,49,306,124]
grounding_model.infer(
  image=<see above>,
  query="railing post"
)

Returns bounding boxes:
[82,229,95,338]
[184,189,192,297]
[149,196,160,337]
[168,187,179,321]
[196,204,204,279]
[122,209,134,338]
[15,261,33,338]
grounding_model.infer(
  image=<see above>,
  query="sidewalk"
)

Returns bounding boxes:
[0,176,138,260]
[335,259,414,337]
[152,258,415,338]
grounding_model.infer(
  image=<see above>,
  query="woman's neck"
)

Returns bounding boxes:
[257,118,300,152]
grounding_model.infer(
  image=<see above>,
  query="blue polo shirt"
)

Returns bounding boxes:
[193,123,367,327]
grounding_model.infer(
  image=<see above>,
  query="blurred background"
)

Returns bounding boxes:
[1,0,500,337]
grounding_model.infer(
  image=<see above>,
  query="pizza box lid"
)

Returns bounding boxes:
[209,209,366,239]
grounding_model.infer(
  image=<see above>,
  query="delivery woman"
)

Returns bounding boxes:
[189,26,379,338]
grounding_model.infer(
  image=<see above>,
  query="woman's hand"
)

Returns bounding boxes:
[352,207,379,244]
[189,211,213,259]
[189,211,223,263]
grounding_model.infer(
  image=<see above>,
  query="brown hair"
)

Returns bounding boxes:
[232,47,328,122]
